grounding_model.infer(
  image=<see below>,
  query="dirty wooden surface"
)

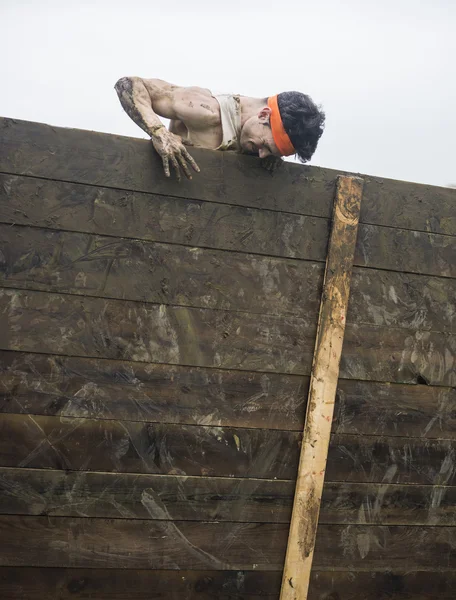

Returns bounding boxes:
[1,350,455,436]
[1,412,455,484]
[1,467,455,526]
[281,176,363,600]
[1,118,456,598]
[1,289,455,385]
[1,117,456,234]
[1,223,455,325]
[2,568,454,600]
[1,515,456,571]
[1,175,455,278]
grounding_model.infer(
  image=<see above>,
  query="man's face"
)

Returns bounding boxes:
[240,108,281,159]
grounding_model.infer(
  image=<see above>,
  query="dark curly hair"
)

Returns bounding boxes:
[275,91,325,163]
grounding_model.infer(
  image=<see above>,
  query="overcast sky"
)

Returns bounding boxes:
[2,0,455,187]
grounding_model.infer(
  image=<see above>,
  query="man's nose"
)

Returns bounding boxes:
[259,148,269,159]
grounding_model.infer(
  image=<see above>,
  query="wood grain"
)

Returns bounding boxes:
[0,173,331,262]
[1,351,455,437]
[0,515,455,571]
[1,289,455,385]
[0,118,335,218]
[2,117,456,234]
[1,413,455,485]
[0,287,317,375]
[1,223,455,331]
[0,413,300,480]
[1,468,455,526]
[0,223,323,318]
[1,567,455,599]
[281,175,363,599]
[1,174,455,278]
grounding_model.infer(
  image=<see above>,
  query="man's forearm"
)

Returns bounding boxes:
[115,77,165,138]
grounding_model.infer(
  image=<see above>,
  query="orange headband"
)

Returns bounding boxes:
[268,95,295,156]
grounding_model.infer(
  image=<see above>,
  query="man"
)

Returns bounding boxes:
[115,77,325,180]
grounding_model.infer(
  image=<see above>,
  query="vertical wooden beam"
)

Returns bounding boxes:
[280,175,364,600]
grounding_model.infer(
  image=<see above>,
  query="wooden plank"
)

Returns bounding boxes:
[0,117,335,218]
[2,118,456,234]
[361,175,456,235]
[309,571,456,600]
[0,224,323,318]
[1,569,455,600]
[1,413,455,484]
[1,515,455,571]
[0,350,308,431]
[320,481,456,526]
[1,173,455,278]
[313,524,456,571]
[1,289,455,385]
[2,350,455,438]
[0,173,331,262]
[0,413,300,480]
[354,223,456,278]
[349,268,456,333]
[0,468,295,523]
[0,288,317,375]
[1,223,455,331]
[1,467,455,526]
[281,175,363,600]
[0,515,288,570]
[341,324,456,387]
[0,567,283,600]
[326,434,456,485]
[333,379,456,438]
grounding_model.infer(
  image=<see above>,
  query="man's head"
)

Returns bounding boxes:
[239,91,325,162]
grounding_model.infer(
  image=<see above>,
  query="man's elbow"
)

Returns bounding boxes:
[114,76,142,97]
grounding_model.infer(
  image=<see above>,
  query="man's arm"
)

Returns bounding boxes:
[115,77,199,180]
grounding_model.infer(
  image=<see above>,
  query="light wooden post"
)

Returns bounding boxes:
[280,175,364,600]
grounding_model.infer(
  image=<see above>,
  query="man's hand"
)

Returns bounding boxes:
[152,128,200,181]
[261,155,283,175]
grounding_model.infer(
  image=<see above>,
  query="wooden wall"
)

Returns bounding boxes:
[0,116,455,599]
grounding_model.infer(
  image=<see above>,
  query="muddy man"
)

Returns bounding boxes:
[115,77,325,181]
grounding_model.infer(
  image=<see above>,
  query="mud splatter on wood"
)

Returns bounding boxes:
[2,415,454,485]
[1,515,455,571]
[1,468,454,526]
[2,117,456,234]
[1,567,456,600]
[1,350,454,437]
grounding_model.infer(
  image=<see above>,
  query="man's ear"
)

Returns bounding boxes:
[258,106,272,124]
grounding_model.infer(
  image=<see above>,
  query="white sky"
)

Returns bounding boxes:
[2,0,455,186]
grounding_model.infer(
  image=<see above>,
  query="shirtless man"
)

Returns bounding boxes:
[115,77,325,180]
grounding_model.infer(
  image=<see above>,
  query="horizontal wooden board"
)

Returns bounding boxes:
[0,117,335,218]
[1,224,455,330]
[1,289,456,385]
[0,290,456,386]
[0,223,323,318]
[1,568,456,600]
[1,413,455,485]
[1,351,455,437]
[0,350,308,431]
[334,378,456,438]
[1,468,455,526]
[348,267,456,332]
[0,413,300,480]
[2,117,456,234]
[310,570,456,600]
[0,288,317,376]
[1,515,455,571]
[0,173,331,262]
[354,223,455,279]
[1,174,455,278]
